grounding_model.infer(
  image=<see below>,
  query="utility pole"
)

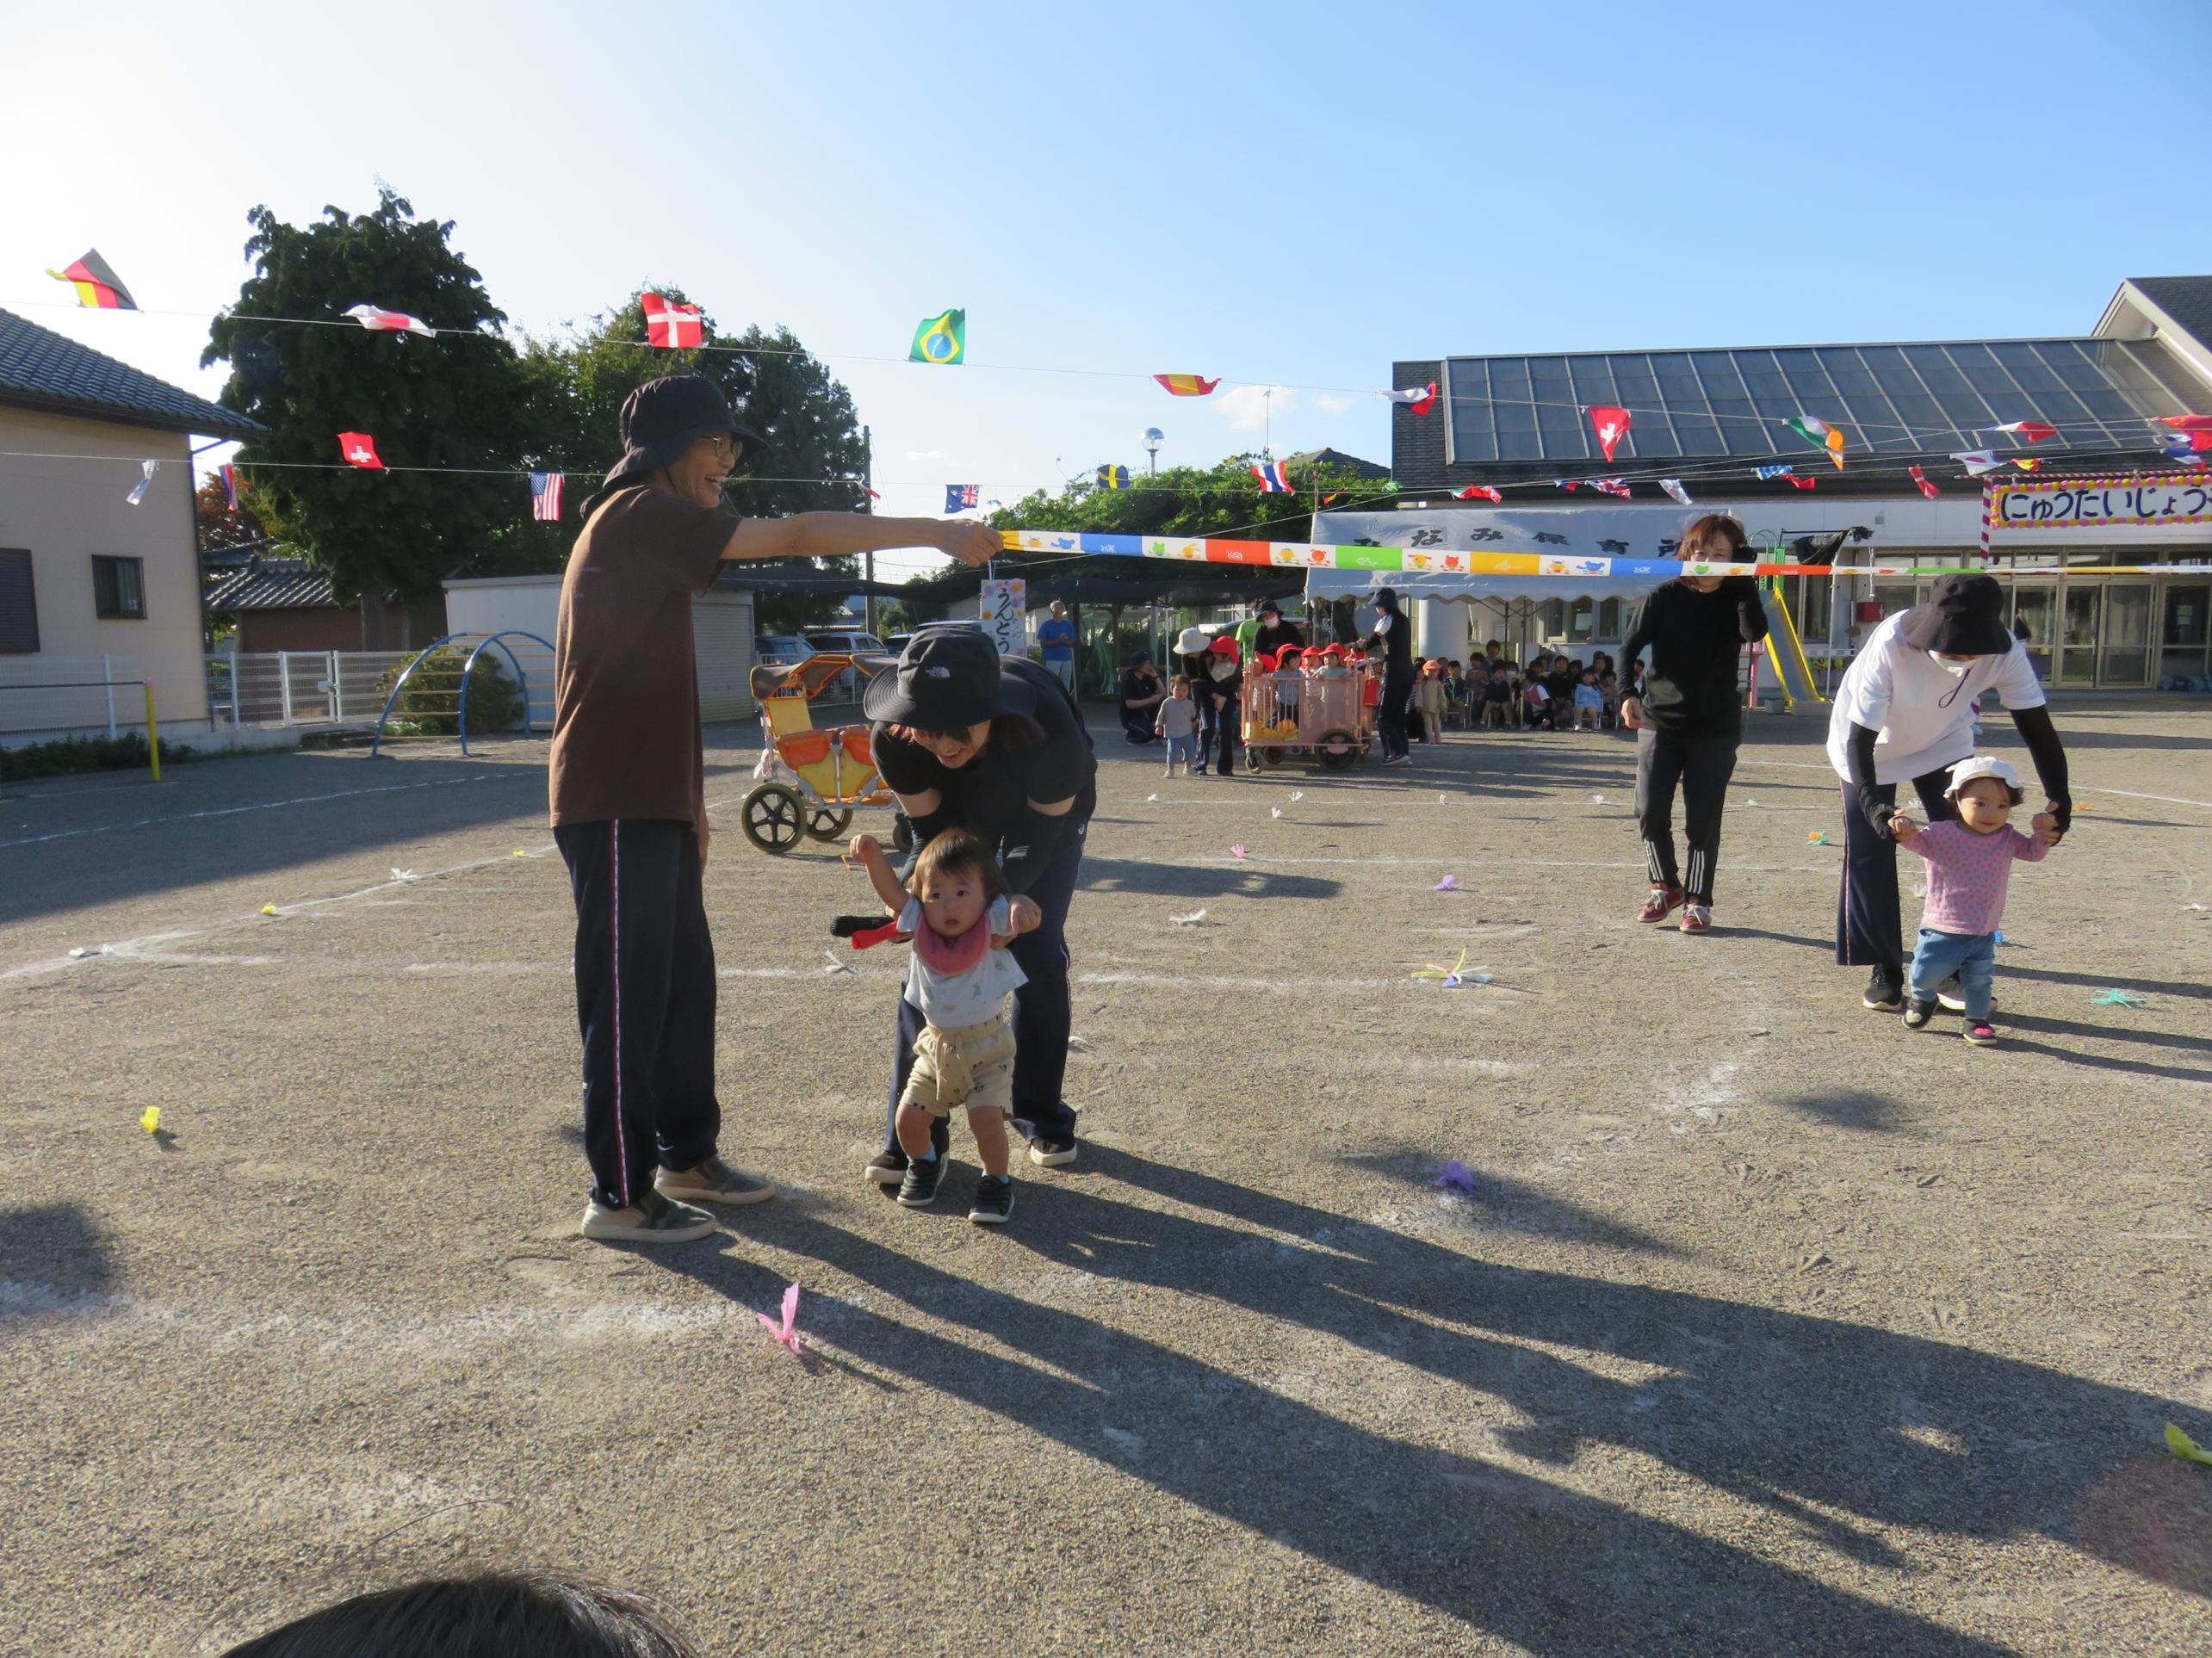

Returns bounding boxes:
[861,425,876,640]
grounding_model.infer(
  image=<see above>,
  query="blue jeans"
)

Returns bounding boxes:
[1164,734,1193,767]
[1908,928,1996,1018]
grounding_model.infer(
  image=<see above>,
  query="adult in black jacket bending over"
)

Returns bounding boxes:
[1618,514,1769,935]
[863,628,1097,1181]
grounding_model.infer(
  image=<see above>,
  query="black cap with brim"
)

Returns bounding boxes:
[863,628,1036,729]
[1900,572,2014,656]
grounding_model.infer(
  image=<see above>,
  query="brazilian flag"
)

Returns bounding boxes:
[909,308,965,365]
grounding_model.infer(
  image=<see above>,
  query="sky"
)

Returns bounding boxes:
[6,0,2207,580]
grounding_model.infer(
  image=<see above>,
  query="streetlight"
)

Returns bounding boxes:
[1142,428,1164,474]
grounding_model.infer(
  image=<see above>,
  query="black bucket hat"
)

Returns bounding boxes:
[863,628,1036,729]
[594,374,766,503]
[1901,572,2013,656]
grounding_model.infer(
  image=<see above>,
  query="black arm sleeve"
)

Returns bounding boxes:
[996,804,1079,895]
[2009,704,2072,832]
[1619,599,1655,690]
[1846,722,1894,838]
[1726,577,1770,644]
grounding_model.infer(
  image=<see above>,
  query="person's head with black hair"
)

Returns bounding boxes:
[219,1572,701,1658]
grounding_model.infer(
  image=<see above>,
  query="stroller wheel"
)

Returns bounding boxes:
[1315,729,1360,771]
[805,807,854,842]
[740,783,806,853]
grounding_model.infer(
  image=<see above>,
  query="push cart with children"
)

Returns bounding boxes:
[1239,643,1376,772]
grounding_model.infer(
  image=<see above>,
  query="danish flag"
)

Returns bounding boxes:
[642,292,704,349]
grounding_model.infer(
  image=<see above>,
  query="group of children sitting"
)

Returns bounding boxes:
[1409,650,1639,741]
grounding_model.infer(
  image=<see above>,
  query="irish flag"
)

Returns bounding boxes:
[1786,415,1846,468]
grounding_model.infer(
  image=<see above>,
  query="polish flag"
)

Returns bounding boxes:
[343,303,437,337]
[338,432,385,470]
[642,292,704,349]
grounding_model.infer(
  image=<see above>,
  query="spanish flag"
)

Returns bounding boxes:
[45,249,136,310]
[1153,374,1218,397]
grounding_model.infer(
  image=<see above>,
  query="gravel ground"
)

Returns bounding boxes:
[2,703,2208,1656]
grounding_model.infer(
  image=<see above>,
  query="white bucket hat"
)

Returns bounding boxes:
[1175,626,1210,655]
[1943,754,2022,799]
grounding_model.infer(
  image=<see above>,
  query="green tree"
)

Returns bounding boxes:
[202,189,540,604]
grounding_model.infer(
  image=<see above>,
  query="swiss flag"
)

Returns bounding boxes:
[1587,405,1631,462]
[338,432,385,470]
[642,291,703,349]
[1454,485,1502,501]
[1787,475,1818,491]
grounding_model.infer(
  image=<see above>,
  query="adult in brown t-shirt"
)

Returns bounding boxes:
[549,373,997,1245]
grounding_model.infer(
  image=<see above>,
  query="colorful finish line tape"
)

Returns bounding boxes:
[997,529,2203,580]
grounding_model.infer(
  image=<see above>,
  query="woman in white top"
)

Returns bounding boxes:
[1827,573,2070,1011]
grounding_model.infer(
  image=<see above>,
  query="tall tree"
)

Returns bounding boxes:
[202,189,540,603]
[194,472,268,558]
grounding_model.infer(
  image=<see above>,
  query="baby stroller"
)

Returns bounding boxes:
[740,653,898,853]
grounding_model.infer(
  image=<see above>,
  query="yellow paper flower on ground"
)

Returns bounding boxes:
[139,1107,162,1135]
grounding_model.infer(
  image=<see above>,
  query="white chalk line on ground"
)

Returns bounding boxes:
[0,774,505,850]
[1730,757,2212,812]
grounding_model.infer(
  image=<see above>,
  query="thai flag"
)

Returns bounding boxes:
[530,471,564,521]
[1252,461,1292,492]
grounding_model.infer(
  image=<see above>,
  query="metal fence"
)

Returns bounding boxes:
[1,649,468,740]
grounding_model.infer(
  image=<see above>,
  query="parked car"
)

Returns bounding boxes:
[802,629,888,657]
[754,634,811,666]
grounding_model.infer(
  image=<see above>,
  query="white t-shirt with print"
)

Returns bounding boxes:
[1825,611,2046,785]
[899,894,1028,1030]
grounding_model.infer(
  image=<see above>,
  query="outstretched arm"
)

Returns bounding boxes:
[2009,704,2072,840]
[847,832,911,913]
[726,517,999,568]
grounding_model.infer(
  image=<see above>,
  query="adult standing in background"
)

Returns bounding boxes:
[1037,600,1078,694]
[550,374,996,1243]
[1827,573,2068,1012]
[1618,514,1769,936]
[1365,586,1416,765]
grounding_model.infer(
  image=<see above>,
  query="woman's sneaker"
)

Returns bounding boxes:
[1638,885,1685,923]
[898,1153,947,1208]
[968,1175,1014,1225]
[1963,1020,1999,1046]
[580,1189,717,1244]
[1936,979,1997,1015]
[1027,1135,1078,1168]
[1678,902,1713,935]
[656,1156,776,1207]
[1903,998,1935,1030]
[1862,968,1905,1012]
[865,1148,908,1186]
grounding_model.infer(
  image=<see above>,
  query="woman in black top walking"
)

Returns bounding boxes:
[1365,586,1416,764]
[1617,514,1769,935]
[861,628,1098,1180]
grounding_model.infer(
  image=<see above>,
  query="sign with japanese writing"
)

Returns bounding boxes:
[976,578,1027,657]
[1988,473,2212,534]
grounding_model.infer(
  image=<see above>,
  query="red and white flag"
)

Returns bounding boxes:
[1587,405,1631,463]
[343,303,436,337]
[642,291,704,349]
[2158,414,2212,432]
[1454,485,1502,502]
[338,432,385,470]
[1384,381,1438,417]
[1981,419,2054,442]
[1910,465,1940,499]
[1950,449,2005,476]
[1786,475,1818,491]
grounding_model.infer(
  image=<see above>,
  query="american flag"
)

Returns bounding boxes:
[530,471,564,521]
[1252,461,1292,492]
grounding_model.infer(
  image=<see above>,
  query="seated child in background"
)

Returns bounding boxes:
[1521,674,1549,730]
[1571,669,1605,731]
[1598,669,1620,729]
[1413,659,1450,744]
[1483,664,1511,729]
[1888,755,2056,1048]
[1155,674,1199,776]
[846,828,1040,1223]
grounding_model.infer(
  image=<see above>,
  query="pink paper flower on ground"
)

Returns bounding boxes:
[1434,874,1459,892]
[1229,844,1248,860]
[759,1283,803,1357]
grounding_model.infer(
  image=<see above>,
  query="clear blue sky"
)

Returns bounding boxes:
[6,0,2204,575]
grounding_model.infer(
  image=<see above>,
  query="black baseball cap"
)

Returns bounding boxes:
[1901,573,2013,656]
[863,628,1035,729]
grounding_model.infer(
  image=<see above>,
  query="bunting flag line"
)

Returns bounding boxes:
[1095,465,1130,492]
[44,249,136,310]
[1589,478,1632,498]
[2013,458,2041,472]
[530,471,564,521]
[860,485,881,500]
[220,463,239,510]
[1910,465,1941,498]
[1454,485,1503,502]
[2158,415,2212,432]
[945,483,980,511]
[1983,420,2055,442]
[1252,461,1292,492]
[1588,405,1631,462]
[641,292,703,349]
[343,303,436,337]
[1153,374,1218,397]
[2162,434,2209,467]
[909,307,965,365]
[1753,464,1794,480]
[1788,475,1819,491]
[338,432,385,470]
[1552,479,1582,492]
[1788,414,1848,468]
[1953,449,2005,476]
[1660,478,1693,506]
[126,459,159,506]
[1385,382,1439,416]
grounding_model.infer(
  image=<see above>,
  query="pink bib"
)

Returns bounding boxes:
[912,919,989,975]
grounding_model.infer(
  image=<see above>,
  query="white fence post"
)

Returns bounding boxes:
[328,650,342,721]
[229,649,242,733]
[102,653,116,739]
[278,651,294,724]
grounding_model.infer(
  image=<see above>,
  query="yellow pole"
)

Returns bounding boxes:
[143,682,160,782]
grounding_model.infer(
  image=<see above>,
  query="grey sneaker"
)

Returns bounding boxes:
[581,1189,716,1244]
[1903,998,1936,1030]
[656,1156,776,1206]
[898,1153,947,1208]
[968,1175,1014,1225]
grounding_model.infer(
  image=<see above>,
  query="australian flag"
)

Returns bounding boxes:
[945,483,980,512]
[530,471,564,522]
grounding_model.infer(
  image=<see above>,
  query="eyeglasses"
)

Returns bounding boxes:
[699,433,739,463]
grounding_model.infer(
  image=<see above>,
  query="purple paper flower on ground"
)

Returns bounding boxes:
[1434,874,1459,892]
[1435,1160,1478,1193]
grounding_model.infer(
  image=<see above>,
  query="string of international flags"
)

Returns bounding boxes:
[36,246,2212,523]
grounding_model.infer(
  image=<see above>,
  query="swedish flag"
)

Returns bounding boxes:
[909,308,965,365]
[1095,464,1130,491]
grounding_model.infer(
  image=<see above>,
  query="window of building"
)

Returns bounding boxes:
[0,549,37,653]
[92,555,146,620]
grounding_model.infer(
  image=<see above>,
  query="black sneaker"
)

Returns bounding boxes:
[897,1154,946,1208]
[1862,968,1904,1012]
[968,1175,1014,1226]
[1902,998,1935,1030]
[1026,1135,1078,1169]
[865,1148,908,1186]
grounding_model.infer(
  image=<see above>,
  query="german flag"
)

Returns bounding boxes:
[46,249,136,310]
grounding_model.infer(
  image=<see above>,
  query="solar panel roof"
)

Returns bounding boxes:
[1441,337,2211,466]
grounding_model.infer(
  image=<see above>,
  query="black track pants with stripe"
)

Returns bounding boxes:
[557,819,721,1210]
[1633,727,1740,904]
